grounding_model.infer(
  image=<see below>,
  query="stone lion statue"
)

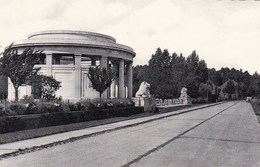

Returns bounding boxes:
[179,87,191,104]
[179,87,188,98]
[135,81,151,98]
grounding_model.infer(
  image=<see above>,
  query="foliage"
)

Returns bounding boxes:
[250,101,260,116]
[247,72,260,98]
[0,75,8,100]
[87,66,115,97]
[0,44,43,101]
[135,48,208,99]
[134,47,260,100]
[68,98,135,111]
[224,80,236,96]
[198,81,213,97]
[0,106,144,133]
[133,65,147,95]
[31,75,61,101]
[0,97,135,117]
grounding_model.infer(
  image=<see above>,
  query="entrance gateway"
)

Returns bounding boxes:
[8,30,135,100]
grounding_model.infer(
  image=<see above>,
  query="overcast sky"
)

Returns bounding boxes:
[0,0,259,74]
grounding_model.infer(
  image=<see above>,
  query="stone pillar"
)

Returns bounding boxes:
[100,56,108,98]
[74,55,82,99]
[127,62,133,98]
[46,53,52,76]
[115,83,118,98]
[110,80,115,98]
[100,56,108,69]
[118,59,125,98]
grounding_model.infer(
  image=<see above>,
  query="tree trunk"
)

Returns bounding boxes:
[4,99,6,111]
[99,92,102,104]
[14,86,19,102]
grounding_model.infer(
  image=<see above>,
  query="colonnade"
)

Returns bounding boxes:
[44,53,133,99]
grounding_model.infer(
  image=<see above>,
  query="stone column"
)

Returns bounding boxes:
[100,56,108,98]
[100,56,108,69]
[46,53,52,76]
[127,62,133,98]
[118,59,125,98]
[110,80,115,98]
[115,83,118,98]
[74,55,82,100]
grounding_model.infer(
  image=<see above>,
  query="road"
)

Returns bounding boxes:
[0,101,259,167]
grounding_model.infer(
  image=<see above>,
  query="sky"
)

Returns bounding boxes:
[0,0,260,74]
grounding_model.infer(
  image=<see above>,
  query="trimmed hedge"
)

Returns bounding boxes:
[0,107,144,133]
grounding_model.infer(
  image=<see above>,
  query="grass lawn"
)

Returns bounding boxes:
[0,104,203,144]
[250,100,260,123]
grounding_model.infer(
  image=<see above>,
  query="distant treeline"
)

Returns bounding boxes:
[133,48,260,99]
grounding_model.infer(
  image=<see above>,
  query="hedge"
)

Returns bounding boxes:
[0,107,144,134]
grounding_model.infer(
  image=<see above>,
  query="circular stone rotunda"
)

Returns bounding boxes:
[8,30,135,100]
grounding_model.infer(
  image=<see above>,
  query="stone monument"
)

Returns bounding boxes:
[135,81,151,98]
[132,81,155,112]
[179,87,191,105]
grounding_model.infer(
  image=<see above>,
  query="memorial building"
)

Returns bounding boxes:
[8,30,135,100]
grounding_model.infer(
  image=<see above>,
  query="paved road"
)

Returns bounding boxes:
[0,101,259,167]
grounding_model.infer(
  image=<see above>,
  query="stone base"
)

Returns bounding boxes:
[132,97,156,112]
[179,96,192,105]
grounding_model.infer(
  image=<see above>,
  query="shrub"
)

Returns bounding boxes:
[31,75,61,101]
[69,102,85,111]
[35,101,63,113]
[88,98,135,109]
[0,105,4,117]
[59,101,70,112]
[19,95,35,104]
[192,98,208,104]
[9,103,27,115]
[0,106,144,133]
[0,98,136,117]
[26,102,38,114]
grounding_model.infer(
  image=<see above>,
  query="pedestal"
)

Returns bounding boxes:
[132,97,156,112]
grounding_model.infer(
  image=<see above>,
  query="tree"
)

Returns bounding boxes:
[185,50,208,98]
[31,75,61,101]
[87,66,115,98]
[145,48,174,99]
[0,75,8,100]
[198,82,213,98]
[133,65,147,96]
[0,44,43,101]
[224,80,236,99]
[247,72,260,98]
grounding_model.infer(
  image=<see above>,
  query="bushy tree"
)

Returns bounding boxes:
[145,48,174,99]
[0,75,8,100]
[31,75,61,101]
[0,44,43,101]
[224,80,236,99]
[88,66,115,98]
[247,72,260,98]
[133,65,147,95]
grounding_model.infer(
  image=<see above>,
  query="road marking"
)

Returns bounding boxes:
[180,136,260,144]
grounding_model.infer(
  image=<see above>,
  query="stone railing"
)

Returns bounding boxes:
[155,98,184,106]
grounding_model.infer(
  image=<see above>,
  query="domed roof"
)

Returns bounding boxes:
[12,30,135,55]
[28,30,116,43]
